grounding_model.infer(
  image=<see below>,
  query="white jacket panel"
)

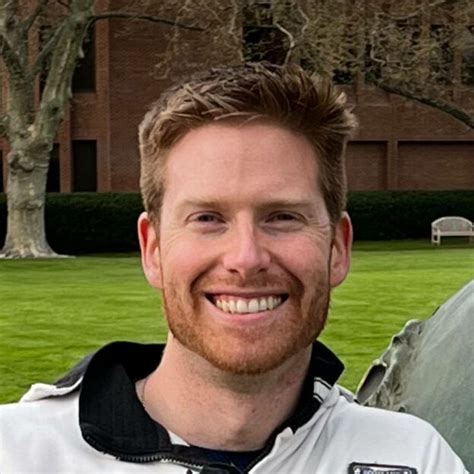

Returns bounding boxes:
[0,387,467,474]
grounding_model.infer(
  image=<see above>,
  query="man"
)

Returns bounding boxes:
[0,63,467,472]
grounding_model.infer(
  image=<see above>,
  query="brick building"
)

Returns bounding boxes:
[0,1,473,194]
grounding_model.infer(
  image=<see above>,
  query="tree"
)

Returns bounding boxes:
[0,0,204,258]
[154,0,474,128]
[1,0,472,258]
[239,0,474,127]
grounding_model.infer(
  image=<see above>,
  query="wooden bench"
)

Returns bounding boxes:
[431,216,474,246]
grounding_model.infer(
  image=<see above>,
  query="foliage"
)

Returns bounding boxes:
[0,193,143,254]
[347,190,474,240]
[1,243,472,402]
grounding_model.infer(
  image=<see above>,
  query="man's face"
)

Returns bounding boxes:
[139,122,351,375]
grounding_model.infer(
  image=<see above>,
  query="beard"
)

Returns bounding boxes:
[162,269,330,376]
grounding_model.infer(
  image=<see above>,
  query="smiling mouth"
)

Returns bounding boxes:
[205,294,289,315]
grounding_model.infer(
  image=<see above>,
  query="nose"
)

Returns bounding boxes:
[222,222,271,279]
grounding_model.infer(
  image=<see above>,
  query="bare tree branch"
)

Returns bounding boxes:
[297,4,310,39]
[368,43,385,66]
[375,80,474,129]
[0,35,26,78]
[0,115,9,137]
[278,2,310,65]
[22,0,50,33]
[0,0,18,22]
[0,0,28,76]
[91,11,204,31]
[377,0,456,21]
[56,0,70,9]
[275,22,295,65]
[32,20,67,76]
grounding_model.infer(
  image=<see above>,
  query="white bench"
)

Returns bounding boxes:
[431,216,474,246]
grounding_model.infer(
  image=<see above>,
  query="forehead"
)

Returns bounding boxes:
[162,122,321,207]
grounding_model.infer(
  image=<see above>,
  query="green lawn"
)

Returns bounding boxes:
[0,240,472,403]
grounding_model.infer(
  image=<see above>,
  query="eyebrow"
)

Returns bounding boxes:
[177,198,316,213]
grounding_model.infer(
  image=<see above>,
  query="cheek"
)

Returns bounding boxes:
[275,237,330,282]
[160,236,217,283]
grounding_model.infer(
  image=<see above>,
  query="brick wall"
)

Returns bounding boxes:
[0,2,473,193]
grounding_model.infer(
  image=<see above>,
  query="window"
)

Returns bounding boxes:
[72,26,96,92]
[39,24,95,93]
[243,1,287,64]
[333,68,355,85]
[46,144,60,192]
[72,141,97,192]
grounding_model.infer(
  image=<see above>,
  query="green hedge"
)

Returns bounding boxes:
[0,193,143,254]
[0,191,473,253]
[347,191,474,240]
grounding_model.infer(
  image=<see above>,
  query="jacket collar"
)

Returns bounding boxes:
[78,340,344,464]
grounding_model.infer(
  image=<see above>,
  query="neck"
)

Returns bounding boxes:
[137,337,312,451]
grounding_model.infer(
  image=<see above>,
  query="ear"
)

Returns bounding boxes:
[329,212,352,289]
[138,212,163,289]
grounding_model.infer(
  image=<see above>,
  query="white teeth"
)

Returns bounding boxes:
[214,296,285,314]
[248,299,259,313]
[268,297,274,310]
[236,300,248,313]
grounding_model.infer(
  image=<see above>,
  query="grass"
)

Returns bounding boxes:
[0,240,472,403]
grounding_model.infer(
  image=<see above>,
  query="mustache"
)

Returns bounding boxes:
[192,272,304,298]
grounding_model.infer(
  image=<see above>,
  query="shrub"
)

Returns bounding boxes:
[0,193,143,254]
[347,191,474,240]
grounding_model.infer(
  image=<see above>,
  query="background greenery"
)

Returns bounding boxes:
[1,191,473,253]
[1,240,472,403]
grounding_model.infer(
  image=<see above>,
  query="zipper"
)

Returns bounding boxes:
[84,433,244,473]
[84,432,204,469]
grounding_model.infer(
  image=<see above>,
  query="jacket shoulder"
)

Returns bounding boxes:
[0,394,85,466]
[326,394,467,471]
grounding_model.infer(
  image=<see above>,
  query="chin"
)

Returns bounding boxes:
[163,279,330,376]
[170,321,319,376]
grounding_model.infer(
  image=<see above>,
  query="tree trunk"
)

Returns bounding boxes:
[0,147,61,258]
